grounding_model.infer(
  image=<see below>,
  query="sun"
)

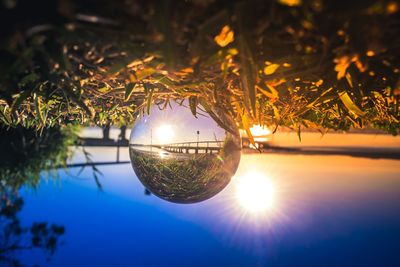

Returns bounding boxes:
[156,125,174,144]
[236,171,275,212]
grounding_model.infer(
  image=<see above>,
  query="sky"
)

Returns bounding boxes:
[129,102,227,145]
[14,142,400,266]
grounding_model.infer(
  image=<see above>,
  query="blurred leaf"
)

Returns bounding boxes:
[199,98,236,135]
[153,2,177,69]
[273,105,281,121]
[93,173,103,191]
[302,119,320,132]
[238,33,257,117]
[151,73,175,87]
[124,83,136,101]
[214,25,234,47]
[20,73,39,85]
[146,85,154,115]
[11,88,34,114]
[256,84,279,99]
[98,87,110,93]
[277,0,302,6]
[242,113,256,148]
[264,64,280,75]
[345,72,353,88]
[297,124,301,142]
[130,68,155,82]
[61,86,93,118]
[108,62,127,76]
[189,96,198,117]
[339,92,366,118]
[108,103,119,113]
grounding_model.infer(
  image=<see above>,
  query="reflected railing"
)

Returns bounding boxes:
[132,140,223,154]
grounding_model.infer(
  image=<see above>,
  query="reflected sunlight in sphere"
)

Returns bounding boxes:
[157,125,174,144]
[129,102,241,203]
[236,172,275,212]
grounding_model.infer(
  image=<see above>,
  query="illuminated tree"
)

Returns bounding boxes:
[0,0,399,138]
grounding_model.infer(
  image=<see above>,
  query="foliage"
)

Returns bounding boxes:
[0,124,80,190]
[0,0,399,137]
[0,189,65,266]
[0,125,76,265]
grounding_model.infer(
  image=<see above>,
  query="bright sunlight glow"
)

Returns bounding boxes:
[236,172,275,212]
[157,125,174,144]
[249,125,271,137]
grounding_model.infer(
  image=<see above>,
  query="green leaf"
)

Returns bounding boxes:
[124,82,136,101]
[108,103,119,113]
[98,87,110,93]
[339,92,366,118]
[146,86,154,115]
[151,73,175,87]
[20,73,39,85]
[93,173,103,191]
[11,88,33,114]
[199,98,237,135]
[237,10,257,118]
[0,108,11,125]
[108,61,127,76]
[34,93,45,125]
[153,1,177,69]
[189,96,198,117]
[61,86,93,118]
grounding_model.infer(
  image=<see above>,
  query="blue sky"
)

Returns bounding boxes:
[14,150,400,266]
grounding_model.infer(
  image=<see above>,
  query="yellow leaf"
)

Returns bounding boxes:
[266,84,279,97]
[333,56,350,80]
[263,64,280,75]
[366,51,375,57]
[227,48,238,55]
[181,67,194,73]
[214,25,234,47]
[174,67,194,76]
[315,79,323,86]
[278,0,302,7]
[345,72,353,87]
[265,78,286,86]
[242,113,256,148]
[256,85,276,99]
[339,92,366,118]
[129,68,155,82]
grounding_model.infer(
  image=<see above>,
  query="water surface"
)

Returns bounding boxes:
[14,144,400,266]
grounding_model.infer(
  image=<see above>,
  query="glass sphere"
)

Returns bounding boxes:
[129,101,241,203]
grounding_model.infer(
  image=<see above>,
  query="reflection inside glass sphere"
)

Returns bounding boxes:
[129,101,241,203]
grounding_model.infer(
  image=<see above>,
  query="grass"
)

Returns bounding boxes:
[129,138,241,203]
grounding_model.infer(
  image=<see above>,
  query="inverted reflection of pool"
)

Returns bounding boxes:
[15,150,400,266]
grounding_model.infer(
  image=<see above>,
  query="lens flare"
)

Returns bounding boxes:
[236,172,275,212]
[157,125,174,144]
[249,125,271,136]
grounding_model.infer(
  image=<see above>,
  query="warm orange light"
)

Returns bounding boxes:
[236,172,275,212]
[249,125,271,137]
